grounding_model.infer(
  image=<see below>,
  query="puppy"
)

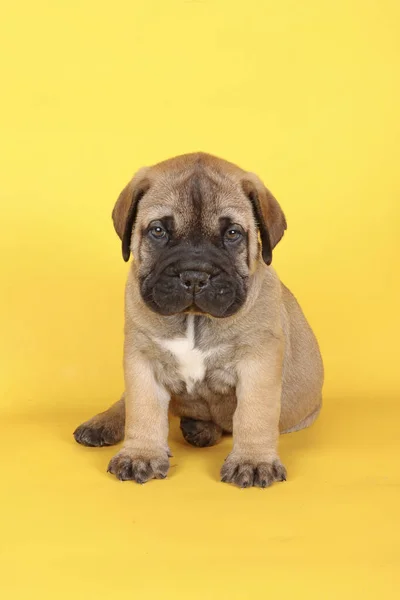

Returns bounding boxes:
[74,153,323,488]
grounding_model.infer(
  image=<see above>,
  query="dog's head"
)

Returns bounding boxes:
[112,153,286,318]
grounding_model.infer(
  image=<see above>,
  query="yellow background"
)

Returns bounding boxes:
[1,1,399,598]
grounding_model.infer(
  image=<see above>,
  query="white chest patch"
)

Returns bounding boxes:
[156,315,206,393]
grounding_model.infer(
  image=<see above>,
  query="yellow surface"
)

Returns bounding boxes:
[1,1,399,598]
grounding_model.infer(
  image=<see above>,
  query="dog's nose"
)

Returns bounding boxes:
[179,270,210,294]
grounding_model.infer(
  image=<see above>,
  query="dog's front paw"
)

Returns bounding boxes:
[221,453,287,488]
[107,448,170,484]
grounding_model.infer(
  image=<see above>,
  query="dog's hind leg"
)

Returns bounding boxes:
[180,417,223,447]
[280,403,321,434]
[73,395,125,447]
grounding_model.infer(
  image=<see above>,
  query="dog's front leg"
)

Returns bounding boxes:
[221,339,287,488]
[108,347,170,484]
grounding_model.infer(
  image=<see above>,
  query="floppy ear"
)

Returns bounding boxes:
[112,168,150,261]
[242,174,287,265]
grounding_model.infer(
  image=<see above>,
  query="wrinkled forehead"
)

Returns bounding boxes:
[136,171,254,235]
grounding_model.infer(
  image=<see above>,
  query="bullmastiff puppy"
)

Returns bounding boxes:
[74,152,324,488]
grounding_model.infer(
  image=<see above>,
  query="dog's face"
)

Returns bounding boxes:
[112,153,286,318]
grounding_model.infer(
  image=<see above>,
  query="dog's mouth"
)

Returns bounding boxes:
[184,305,209,315]
[141,270,247,319]
[181,301,233,319]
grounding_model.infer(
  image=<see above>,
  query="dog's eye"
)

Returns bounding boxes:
[149,225,167,240]
[225,227,243,242]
